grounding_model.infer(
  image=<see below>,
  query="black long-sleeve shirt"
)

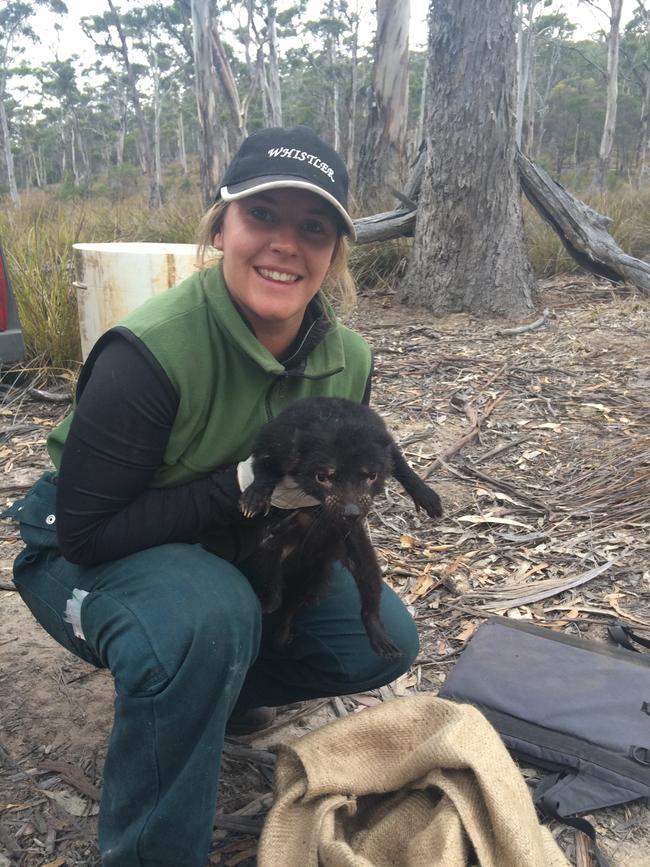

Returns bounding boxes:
[56,334,244,565]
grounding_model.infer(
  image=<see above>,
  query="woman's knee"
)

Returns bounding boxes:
[81,545,263,695]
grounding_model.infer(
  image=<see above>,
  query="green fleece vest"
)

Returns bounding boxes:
[48,264,372,490]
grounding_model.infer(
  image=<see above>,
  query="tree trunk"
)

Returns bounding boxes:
[356,0,410,210]
[635,63,650,185]
[415,49,429,158]
[592,0,623,192]
[71,124,80,186]
[523,51,535,153]
[346,0,360,174]
[191,0,223,207]
[634,17,650,187]
[107,0,162,208]
[212,23,248,143]
[151,50,163,204]
[326,0,340,151]
[266,1,282,126]
[515,0,539,148]
[400,0,537,317]
[0,76,20,207]
[178,107,187,174]
[32,149,42,187]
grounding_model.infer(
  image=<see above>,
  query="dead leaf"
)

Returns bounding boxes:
[351,693,382,708]
[399,534,418,548]
[505,607,533,619]
[42,859,66,867]
[605,592,650,626]
[392,672,418,696]
[42,788,99,817]
[452,621,478,642]
[404,571,438,603]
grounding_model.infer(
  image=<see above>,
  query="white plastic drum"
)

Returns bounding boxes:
[72,242,199,359]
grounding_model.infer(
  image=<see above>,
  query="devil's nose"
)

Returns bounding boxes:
[343,503,361,521]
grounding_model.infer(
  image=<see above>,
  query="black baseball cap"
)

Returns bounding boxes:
[218,126,356,239]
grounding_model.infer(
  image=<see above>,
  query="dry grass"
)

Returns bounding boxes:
[3,180,650,369]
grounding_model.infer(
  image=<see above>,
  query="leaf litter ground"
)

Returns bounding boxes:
[0,275,648,867]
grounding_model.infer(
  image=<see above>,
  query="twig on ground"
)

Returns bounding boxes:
[37,760,102,802]
[495,308,554,337]
[27,387,72,404]
[424,394,507,477]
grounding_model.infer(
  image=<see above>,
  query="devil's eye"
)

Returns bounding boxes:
[366,471,378,481]
[316,472,330,483]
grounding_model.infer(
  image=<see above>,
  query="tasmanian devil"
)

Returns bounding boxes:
[239,396,443,658]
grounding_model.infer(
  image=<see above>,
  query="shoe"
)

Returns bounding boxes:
[225,706,277,736]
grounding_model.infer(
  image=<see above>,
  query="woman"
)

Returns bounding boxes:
[4,126,419,867]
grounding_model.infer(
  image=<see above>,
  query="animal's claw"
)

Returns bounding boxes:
[239,487,272,518]
[412,488,443,519]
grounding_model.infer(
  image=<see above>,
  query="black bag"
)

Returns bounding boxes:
[438,617,650,866]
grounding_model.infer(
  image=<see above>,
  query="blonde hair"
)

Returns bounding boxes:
[196,200,357,314]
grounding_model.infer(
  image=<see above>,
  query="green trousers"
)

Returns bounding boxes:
[4,473,419,867]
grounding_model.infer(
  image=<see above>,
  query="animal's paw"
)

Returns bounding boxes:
[368,626,402,659]
[411,485,443,519]
[258,583,283,614]
[239,486,272,518]
[274,620,293,647]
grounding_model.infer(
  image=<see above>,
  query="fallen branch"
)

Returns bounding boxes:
[425,394,507,477]
[38,760,102,802]
[232,698,331,743]
[27,387,72,404]
[467,560,616,611]
[223,742,276,766]
[495,308,554,337]
[214,814,264,834]
[516,150,650,296]
[457,462,549,514]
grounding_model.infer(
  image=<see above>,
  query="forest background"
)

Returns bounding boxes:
[2,0,650,367]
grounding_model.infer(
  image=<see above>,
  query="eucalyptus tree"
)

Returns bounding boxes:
[356,0,411,210]
[515,0,553,148]
[0,0,67,207]
[590,0,624,190]
[82,1,163,207]
[401,0,537,316]
[529,12,576,158]
[624,2,650,182]
[37,58,91,185]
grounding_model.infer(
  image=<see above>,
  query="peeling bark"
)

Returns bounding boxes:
[356,0,410,210]
[191,0,223,207]
[592,0,623,192]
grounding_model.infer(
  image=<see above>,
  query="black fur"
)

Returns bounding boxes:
[240,397,443,657]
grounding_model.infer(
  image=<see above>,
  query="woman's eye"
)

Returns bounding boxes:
[302,220,324,235]
[249,207,274,223]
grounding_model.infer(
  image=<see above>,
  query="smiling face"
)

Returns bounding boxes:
[213,188,340,356]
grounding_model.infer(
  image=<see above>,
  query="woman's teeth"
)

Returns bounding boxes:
[257,268,299,283]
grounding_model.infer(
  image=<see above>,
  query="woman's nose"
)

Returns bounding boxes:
[269,224,299,255]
